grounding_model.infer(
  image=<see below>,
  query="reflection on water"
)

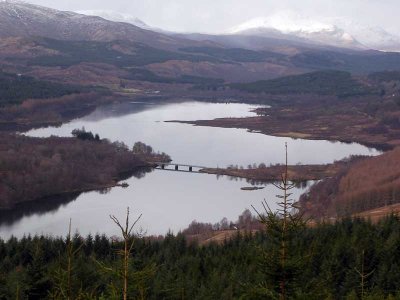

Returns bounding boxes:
[224,175,311,189]
[0,101,381,239]
[0,168,153,233]
[26,101,380,167]
[0,193,81,228]
[0,169,316,239]
[73,101,266,123]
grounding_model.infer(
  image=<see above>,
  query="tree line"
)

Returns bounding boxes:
[1,144,400,299]
[0,71,83,108]
[1,216,400,299]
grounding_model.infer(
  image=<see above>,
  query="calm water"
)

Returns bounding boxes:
[25,101,379,166]
[0,101,380,238]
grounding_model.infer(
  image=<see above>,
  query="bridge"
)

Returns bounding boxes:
[153,162,208,173]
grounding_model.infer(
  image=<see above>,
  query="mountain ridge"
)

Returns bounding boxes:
[229,17,364,50]
[0,1,211,50]
[230,15,400,52]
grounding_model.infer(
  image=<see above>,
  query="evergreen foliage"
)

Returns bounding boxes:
[1,217,400,298]
[0,71,83,107]
[123,68,224,85]
[180,47,283,63]
[251,144,307,299]
[368,71,400,83]
[231,70,377,97]
[71,128,101,142]
[28,38,219,68]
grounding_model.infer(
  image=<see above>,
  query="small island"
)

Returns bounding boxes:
[241,186,265,191]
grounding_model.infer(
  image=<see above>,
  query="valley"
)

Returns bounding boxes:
[0,100,378,238]
[1,1,400,298]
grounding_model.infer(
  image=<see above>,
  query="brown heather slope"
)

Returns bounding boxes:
[299,147,400,219]
[170,71,400,150]
[146,60,304,83]
[0,1,207,51]
[173,93,400,151]
[352,203,400,223]
[26,63,128,86]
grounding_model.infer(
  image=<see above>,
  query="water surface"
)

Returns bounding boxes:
[0,101,380,238]
[26,101,379,167]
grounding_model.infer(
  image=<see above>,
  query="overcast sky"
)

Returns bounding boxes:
[26,0,400,34]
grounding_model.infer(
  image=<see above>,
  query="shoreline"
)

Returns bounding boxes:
[0,163,162,211]
[0,131,171,211]
[168,118,394,152]
[0,164,155,211]
[2,90,396,152]
[199,162,348,183]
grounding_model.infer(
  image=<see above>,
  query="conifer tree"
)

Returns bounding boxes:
[24,243,51,299]
[109,207,142,300]
[252,143,307,299]
[95,207,155,300]
[50,219,83,299]
[354,250,375,299]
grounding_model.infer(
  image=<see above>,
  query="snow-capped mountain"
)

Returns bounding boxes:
[330,18,400,52]
[229,13,364,49]
[229,12,400,51]
[0,0,202,50]
[77,10,152,30]
[356,27,400,51]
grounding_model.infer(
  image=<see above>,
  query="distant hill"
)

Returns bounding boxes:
[0,1,206,51]
[0,71,83,107]
[300,147,400,219]
[25,38,219,68]
[231,70,376,97]
[368,71,400,83]
[227,13,400,52]
[1,2,400,84]
[76,10,152,30]
[229,18,364,50]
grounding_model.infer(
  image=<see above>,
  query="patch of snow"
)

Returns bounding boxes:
[329,18,400,51]
[228,11,360,48]
[229,11,400,51]
[77,10,151,29]
[229,12,336,35]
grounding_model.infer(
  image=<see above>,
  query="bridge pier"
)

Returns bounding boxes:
[154,162,206,172]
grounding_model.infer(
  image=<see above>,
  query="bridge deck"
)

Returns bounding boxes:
[153,162,208,169]
[155,168,204,174]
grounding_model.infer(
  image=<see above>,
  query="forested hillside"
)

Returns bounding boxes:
[300,147,400,218]
[1,217,400,299]
[0,134,168,209]
[0,71,83,107]
[231,70,376,97]
[28,38,217,68]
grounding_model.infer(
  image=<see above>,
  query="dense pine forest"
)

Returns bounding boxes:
[0,71,84,108]
[1,216,400,299]
[230,71,377,97]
